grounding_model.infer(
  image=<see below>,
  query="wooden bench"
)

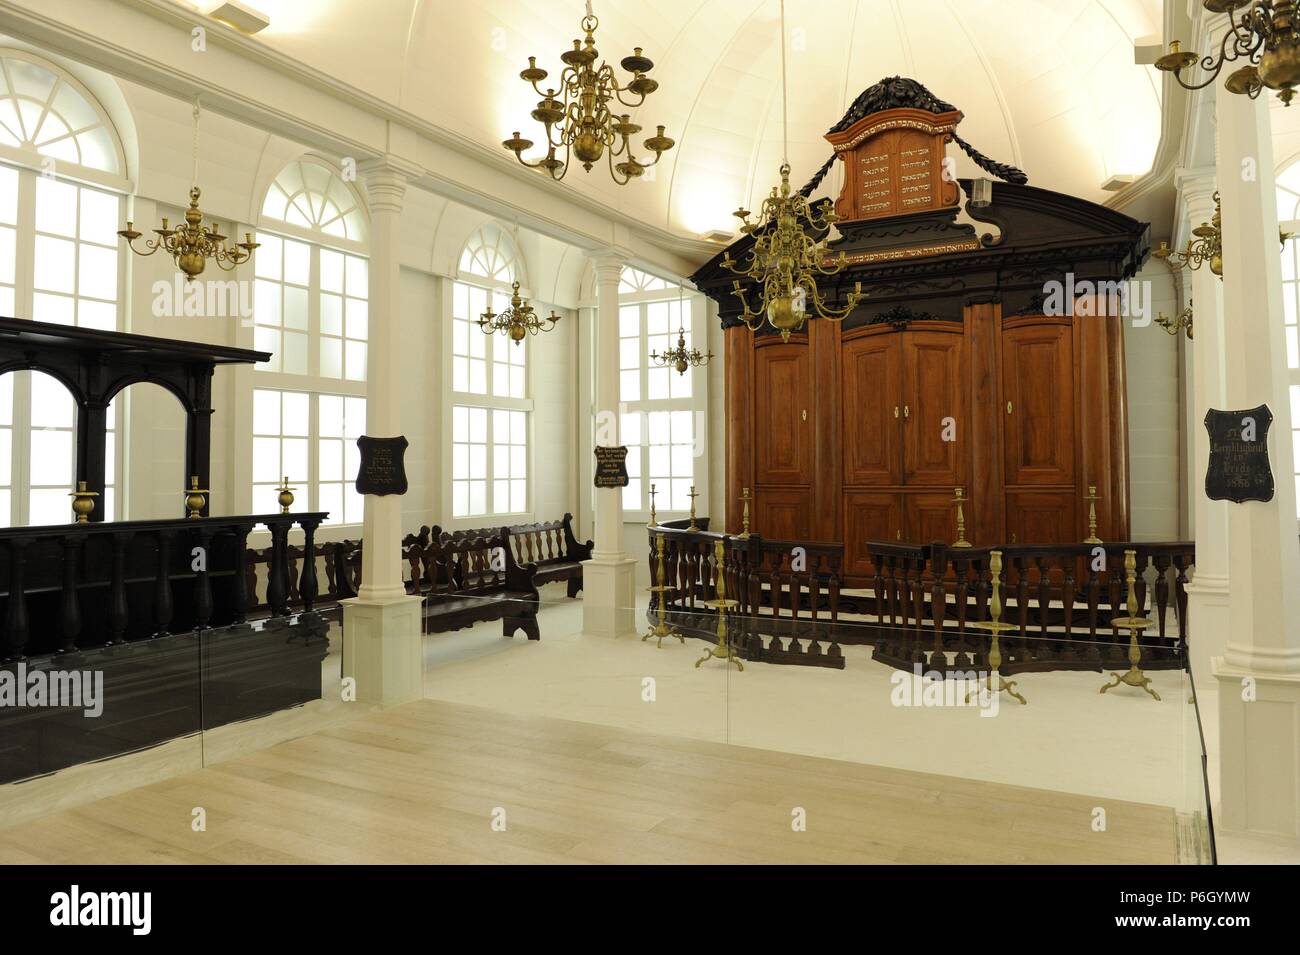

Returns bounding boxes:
[409,528,540,639]
[412,513,591,597]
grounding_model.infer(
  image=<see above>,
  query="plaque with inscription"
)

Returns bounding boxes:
[355,435,409,496]
[593,445,629,488]
[1204,406,1274,504]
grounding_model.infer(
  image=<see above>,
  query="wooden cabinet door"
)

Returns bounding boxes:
[756,487,812,542]
[902,329,965,486]
[754,344,814,485]
[1005,490,1075,546]
[1002,323,1075,486]
[843,491,903,577]
[904,490,959,546]
[842,333,901,485]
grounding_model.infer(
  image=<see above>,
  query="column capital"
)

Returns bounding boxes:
[1174,166,1219,240]
[587,248,630,283]
[359,156,422,214]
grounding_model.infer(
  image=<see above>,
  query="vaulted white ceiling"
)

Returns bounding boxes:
[185,0,1166,241]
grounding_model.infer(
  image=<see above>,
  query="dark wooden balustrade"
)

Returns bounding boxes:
[647,526,1195,677]
[0,512,331,784]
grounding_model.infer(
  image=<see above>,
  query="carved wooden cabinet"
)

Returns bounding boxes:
[724,305,1130,583]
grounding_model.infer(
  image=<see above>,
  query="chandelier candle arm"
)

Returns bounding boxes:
[1155,2,1300,107]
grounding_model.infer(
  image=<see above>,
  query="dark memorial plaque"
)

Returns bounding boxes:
[355,435,409,496]
[1205,405,1274,503]
[594,445,629,488]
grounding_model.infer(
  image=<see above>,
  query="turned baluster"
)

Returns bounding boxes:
[4,538,32,659]
[952,554,972,668]
[266,518,291,617]
[1062,557,1076,656]
[107,532,131,644]
[152,529,175,638]
[59,535,84,653]
[1173,553,1191,651]
[230,524,253,623]
[1153,554,1171,640]
[192,527,214,631]
[299,517,320,615]
[931,548,947,673]
[1014,555,1030,638]
[1035,555,1051,638]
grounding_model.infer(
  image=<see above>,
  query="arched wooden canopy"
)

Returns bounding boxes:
[0,316,269,520]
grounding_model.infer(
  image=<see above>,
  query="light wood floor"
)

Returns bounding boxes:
[0,700,1179,864]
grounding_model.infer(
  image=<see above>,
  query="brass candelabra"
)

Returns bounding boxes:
[1084,485,1102,544]
[643,535,684,649]
[952,487,971,548]
[696,539,743,671]
[966,550,1027,705]
[1100,549,1161,701]
[648,483,658,527]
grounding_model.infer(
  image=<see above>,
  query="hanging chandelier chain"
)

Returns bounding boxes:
[780,0,789,166]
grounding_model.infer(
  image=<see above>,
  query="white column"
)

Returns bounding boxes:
[1177,170,1230,685]
[341,156,425,706]
[582,251,637,637]
[1212,82,1300,837]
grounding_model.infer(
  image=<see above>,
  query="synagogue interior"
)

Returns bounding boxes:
[0,0,1298,876]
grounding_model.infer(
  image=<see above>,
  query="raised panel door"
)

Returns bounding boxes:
[756,487,812,542]
[842,334,901,485]
[903,329,965,486]
[1002,323,1075,486]
[843,491,903,577]
[754,345,814,485]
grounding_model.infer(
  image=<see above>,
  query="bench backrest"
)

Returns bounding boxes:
[416,529,532,598]
[426,512,590,568]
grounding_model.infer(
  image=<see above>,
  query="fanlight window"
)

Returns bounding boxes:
[0,55,120,175]
[261,160,365,241]
[620,267,670,294]
[459,223,520,285]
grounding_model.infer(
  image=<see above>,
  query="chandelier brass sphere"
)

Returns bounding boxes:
[478,281,561,344]
[1155,1,1300,107]
[501,7,675,185]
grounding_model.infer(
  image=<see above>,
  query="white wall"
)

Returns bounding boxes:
[1125,262,1185,540]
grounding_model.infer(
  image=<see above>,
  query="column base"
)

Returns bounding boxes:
[341,594,425,707]
[1213,656,1300,837]
[1185,575,1229,686]
[581,557,638,638]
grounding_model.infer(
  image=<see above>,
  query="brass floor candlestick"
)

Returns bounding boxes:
[687,485,699,531]
[643,535,684,648]
[736,487,752,539]
[1083,485,1102,544]
[1101,549,1160,700]
[696,539,742,671]
[967,550,1026,705]
[952,486,971,548]
[648,483,658,527]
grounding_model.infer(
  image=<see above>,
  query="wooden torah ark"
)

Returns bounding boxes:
[692,91,1148,586]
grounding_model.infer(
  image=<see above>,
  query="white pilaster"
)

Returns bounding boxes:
[1176,170,1230,685]
[1212,83,1300,837]
[582,251,636,637]
[341,155,425,706]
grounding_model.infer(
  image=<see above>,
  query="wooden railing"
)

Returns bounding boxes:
[0,513,332,783]
[647,524,1195,675]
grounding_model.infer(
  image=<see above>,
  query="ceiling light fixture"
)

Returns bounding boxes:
[719,0,864,342]
[1155,1,1300,106]
[478,281,561,344]
[502,0,675,185]
[650,285,712,375]
[118,98,258,281]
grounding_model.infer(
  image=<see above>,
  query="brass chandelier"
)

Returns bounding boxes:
[1156,299,1195,340]
[650,288,712,375]
[118,101,257,281]
[1155,1,1300,107]
[1154,192,1223,275]
[719,0,864,343]
[502,2,675,184]
[478,281,561,344]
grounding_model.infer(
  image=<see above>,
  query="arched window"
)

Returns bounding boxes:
[1276,158,1300,517]
[449,223,530,519]
[0,51,125,525]
[252,158,368,525]
[261,159,365,242]
[0,53,123,176]
[458,223,521,286]
[619,266,670,294]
